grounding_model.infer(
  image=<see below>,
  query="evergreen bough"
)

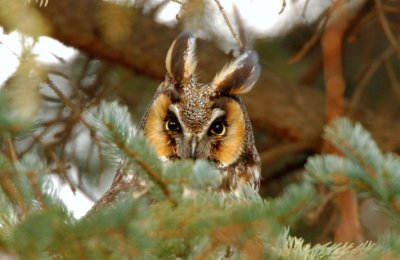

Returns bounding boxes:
[0,100,399,259]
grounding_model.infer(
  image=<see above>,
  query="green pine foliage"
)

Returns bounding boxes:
[306,118,400,221]
[266,229,374,260]
[1,99,400,258]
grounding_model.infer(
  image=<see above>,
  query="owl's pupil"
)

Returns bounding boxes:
[210,121,226,136]
[165,118,180,132]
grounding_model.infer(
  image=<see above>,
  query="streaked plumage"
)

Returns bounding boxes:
[90,32,261,213]
[141,31,261,194]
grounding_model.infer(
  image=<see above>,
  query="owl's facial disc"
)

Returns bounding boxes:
[143,93,246,167]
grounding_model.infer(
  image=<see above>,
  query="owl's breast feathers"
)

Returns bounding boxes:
[218,147,261,195]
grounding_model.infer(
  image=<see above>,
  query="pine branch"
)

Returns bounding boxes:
[88,102,175,203]
[104,120,177,207]
[269,230,374,259]
[372,232,400,258]
[3,102,399,258]
[325,118,384,181]
[269,182,317,227]
[307,117,400,218]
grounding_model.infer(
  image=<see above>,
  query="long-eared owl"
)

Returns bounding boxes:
[91,32,261,212]
[141,31,261,195]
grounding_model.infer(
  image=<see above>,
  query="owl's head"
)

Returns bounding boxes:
[140,32,260,169]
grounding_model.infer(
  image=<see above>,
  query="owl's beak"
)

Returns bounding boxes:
[190,138,197,159]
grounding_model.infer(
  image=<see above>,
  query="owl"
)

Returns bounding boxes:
[141,31,261,195]
[90,32,261,212]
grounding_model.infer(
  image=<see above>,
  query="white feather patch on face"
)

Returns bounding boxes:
[209,108,225,123]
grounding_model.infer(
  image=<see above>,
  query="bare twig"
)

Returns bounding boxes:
[375,0,400,57]
[381,5,400,13]
[213,0,243,49]
[33,134,77,194]
[0,40,19,57]
[350,47,394,112]
[346,8,375,42]
[18,107,64,156]
[83,64,112,98]
[0,172,29,217]
[306,190,336,224]
[289,10,329,64]
[48,70,71,81]
[4,135,19,162]
[289,30,322,64]
[279,0,286,15]
[26,170,47,210]
[233,5,246,52]
[46,77,78,112]
[46,76,98,133]
[75,183,98,202]
[45,66,108,189]
[171,0,184,4]
[76,57,91,89]
[50,52,67,64]
[383,59,400,102]
[259,140,316,165]
[301,0,312,17]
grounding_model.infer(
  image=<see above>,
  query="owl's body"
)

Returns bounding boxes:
[90,32,261,212]
[140,32,261,194]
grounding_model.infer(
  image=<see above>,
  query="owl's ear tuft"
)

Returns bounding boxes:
[212,51,260,95]
[166,31,197,86]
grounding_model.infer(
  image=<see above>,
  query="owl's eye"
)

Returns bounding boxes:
[165,117,180,132]
[209,121,226,136]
